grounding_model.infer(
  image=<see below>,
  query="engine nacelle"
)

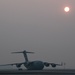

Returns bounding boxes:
[51,64,56,68]
[24,62,31,67]
[16,64,22,68]
[44,62,49,67]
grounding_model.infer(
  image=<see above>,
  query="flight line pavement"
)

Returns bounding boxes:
[0,69,75,75]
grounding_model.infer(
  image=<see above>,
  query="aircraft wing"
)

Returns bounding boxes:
[0,62,25,67]
[44,62,63,67]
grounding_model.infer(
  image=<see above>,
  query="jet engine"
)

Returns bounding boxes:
[51,64,56,67]
[16,64,22,68]
[44,62,50,67]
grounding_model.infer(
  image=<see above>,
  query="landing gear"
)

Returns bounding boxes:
[18,68,23,70]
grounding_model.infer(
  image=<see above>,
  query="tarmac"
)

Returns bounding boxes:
[0,69,75,75]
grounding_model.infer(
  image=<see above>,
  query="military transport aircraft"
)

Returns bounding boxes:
[0,50,63,70]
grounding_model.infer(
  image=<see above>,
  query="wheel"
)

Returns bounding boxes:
[18,68,23,70]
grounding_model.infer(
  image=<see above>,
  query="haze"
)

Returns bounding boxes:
[0,0,75,69]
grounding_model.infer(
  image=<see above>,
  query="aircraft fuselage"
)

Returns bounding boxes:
[24,61,44,70]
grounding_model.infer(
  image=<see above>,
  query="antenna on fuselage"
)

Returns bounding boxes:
[11,50,34,62]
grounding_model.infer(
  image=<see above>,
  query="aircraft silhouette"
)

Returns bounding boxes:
[0,50,63,70]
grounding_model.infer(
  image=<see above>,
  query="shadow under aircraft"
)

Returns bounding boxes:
[0,50,63,70]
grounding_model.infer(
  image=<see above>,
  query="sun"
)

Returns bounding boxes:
[64,7,70,12]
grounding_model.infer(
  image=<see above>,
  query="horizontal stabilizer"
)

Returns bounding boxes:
[11,50,34,54]
[11,52,23,53]
[26,51,34,53]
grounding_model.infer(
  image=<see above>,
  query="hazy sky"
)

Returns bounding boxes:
[0,0,75,69]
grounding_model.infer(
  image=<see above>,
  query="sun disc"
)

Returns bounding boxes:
[64,7,70,12]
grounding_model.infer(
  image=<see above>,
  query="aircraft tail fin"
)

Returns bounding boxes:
[11,50,34,62]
